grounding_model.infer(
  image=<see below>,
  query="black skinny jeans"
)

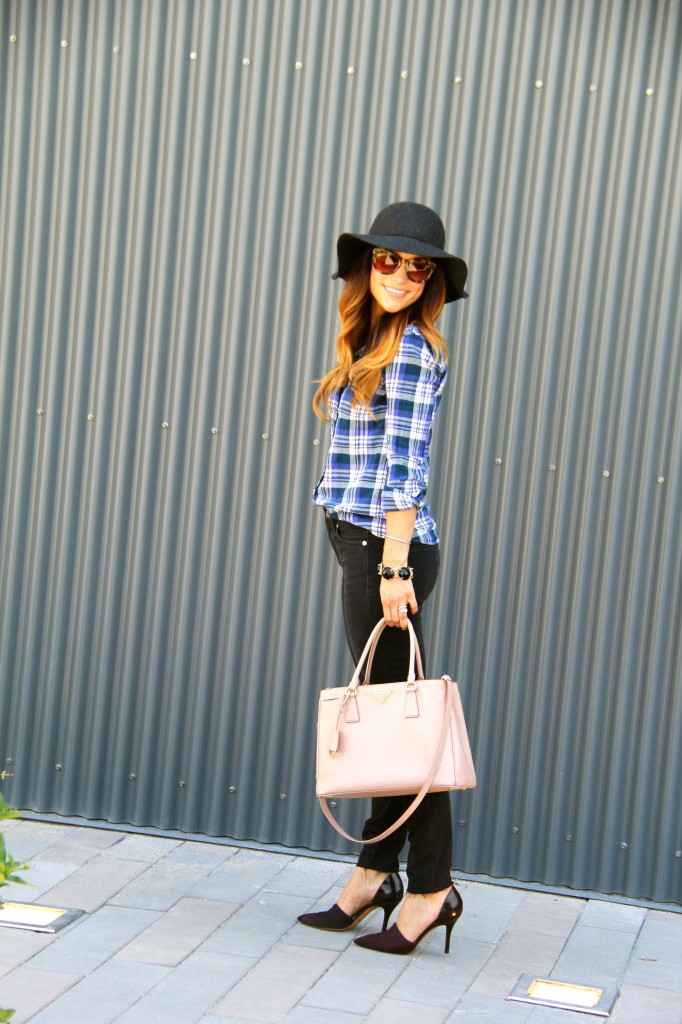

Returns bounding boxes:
[325,513,453,894]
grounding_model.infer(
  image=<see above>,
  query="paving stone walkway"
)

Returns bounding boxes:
[0,820,680,1023]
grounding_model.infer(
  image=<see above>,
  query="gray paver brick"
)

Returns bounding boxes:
[388,933,494,1008]
[26,959,170,1024]
[40,856,151,911]
[551,925,637,988]
[468,928,567,998]
[283,1007,365,1023]
[264,857,349,898]
[109,849,228,910]
[202,890,312,958]
[28,905,161,974]
[447,992,533,1022]
[115,950,256,1023]
[32,839,110,867]
[455,888,520,944]
[507,892,585,938]
[166,840,239,867]
[579,899,647,933]
[0,821,78,859]
[99,833,184,862]
[116,897,238,966]
[623,913,682,992]
[366,996,450,1022]
[301,941,407,1016]
[190,849,293,903]
[609,982,682,1024]
[0,926,55,979]
[0,966,81,1024]
[0,858,80,901]
[212,943,338,1022]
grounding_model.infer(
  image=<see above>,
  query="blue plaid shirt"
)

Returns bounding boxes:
[312,324,447,544]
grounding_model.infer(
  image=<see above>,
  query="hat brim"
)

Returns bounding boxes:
[334,232,468,303]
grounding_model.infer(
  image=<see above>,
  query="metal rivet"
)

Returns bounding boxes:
[534,79,544,89]
[37,408,44,416]
[620,841,628,850]
[347,66,355,76]
[294,61,303,71]
[511,826,520,835]
[458,820,467,827]
[454,76,463,85]
[279,793,287,800]
[112,46,120,55]
[362,540,367,547]
[129,773,136,781]
[674,850,682,859]
[400,69,409,79]
[10,34,17,44]
[161,421,169,430]
[87,413,95,422]
[494,457,503,466]
[5,758,13,766]
[330,800,337,808]
[548,464,557,472]
[178,780,186,788]
[602,470,610,479]
[312,438,320,447]
[262,433,269,440]
[657,476,665,485]
[645,86,655,97]
[589,83,599,93]
[229,786,237,794]
[189,51,198,61]
[61,39,69,49]
[565,834,573,842]
[210,427,219,436]
[242,57,251,67]
[55,764,63,772]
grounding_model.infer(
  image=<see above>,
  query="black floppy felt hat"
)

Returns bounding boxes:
[334,201,468,303]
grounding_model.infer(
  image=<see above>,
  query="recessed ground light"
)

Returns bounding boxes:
[508,976,618,1016]
[0,901,84,933]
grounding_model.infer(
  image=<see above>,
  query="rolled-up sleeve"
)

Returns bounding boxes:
[381,334,446,512]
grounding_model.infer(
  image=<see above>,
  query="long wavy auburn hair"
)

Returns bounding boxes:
[313,250,449,420]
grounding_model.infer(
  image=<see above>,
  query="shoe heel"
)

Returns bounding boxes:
[444,921,454,954]
[381,899,400,932]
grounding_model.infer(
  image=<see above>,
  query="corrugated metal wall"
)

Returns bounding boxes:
[1,0,680,905]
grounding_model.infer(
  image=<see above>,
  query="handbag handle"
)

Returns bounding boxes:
[319,618,454,844]
[349,617,425,688]
[362,616,425,685]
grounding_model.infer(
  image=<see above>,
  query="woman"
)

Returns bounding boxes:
[299,202,469,955]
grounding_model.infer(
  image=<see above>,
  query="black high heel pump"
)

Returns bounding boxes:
[354,883,463,954]
[298,872,403,932]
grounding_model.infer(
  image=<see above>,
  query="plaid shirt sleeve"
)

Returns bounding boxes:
[381,330,446,512]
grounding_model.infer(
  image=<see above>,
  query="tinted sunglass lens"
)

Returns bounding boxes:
[403,260,430,284]
[373,249,399,275]
[406,261,432,283]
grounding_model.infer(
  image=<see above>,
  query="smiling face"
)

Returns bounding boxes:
[369,250,427,315]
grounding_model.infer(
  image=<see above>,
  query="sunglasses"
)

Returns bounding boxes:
[371,248,436,284]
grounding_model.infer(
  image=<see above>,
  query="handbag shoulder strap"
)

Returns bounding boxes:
[318,675,454,844]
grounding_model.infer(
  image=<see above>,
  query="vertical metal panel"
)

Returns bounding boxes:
[1,0,680,904]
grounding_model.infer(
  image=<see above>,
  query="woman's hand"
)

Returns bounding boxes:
[380,577,418,629]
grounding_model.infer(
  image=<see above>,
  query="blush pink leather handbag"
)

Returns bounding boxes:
[316,618,476,843]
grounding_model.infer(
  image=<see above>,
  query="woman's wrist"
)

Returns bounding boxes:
[377,563,414,580]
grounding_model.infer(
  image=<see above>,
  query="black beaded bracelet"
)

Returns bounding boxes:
[377,563,414,581]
